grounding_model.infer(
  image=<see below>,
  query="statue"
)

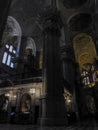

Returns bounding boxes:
[2,99,9,111]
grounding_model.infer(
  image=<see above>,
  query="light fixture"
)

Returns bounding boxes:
[5,93,10,97]
[67,99,71,103]
[29,88,36,94]
[13,95,16,98]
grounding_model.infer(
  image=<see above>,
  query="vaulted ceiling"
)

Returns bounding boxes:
[9,0,50,37]
[7,0,51,50]
[3,0,98,50]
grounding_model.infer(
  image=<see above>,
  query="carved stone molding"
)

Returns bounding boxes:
[63,0,88,9]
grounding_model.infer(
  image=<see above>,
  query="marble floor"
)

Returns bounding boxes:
[0,118,98,130]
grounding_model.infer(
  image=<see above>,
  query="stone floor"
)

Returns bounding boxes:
[0,118,98,130]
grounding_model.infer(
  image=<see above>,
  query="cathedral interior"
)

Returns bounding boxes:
[1,0,98,129]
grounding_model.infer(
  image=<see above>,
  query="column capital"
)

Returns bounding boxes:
[39,7,63,31]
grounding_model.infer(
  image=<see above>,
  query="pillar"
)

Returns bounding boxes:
[16,90,21,113]
[61,46,80,122]
[61,46,75,92]
[93,84,98,119]
[39,8,68,126]
[0,0,12,42]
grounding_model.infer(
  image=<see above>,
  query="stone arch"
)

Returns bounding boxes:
[6,16,22,36]
[2,16,22,56]
[26,37,36,56]
[67,13,93,31]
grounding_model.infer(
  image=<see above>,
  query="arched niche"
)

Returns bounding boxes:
[26,37,36,57]
[20,93,31,113]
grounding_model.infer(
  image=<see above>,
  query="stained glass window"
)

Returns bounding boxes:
[2,44,16,68]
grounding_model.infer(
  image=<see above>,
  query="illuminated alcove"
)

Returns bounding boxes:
[73,33,98,87]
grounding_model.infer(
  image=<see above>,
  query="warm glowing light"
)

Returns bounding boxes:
[29,88,36,94]
[73,33,97,72]
[88,82,95,88]
[67,99,71,103]
[13,95,16,98]
[5,93,10,97]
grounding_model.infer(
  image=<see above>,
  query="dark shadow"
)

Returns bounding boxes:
[34,105,39,124]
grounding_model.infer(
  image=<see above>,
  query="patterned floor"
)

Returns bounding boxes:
[0,118,98,130]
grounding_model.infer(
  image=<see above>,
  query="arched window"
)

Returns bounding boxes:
[2,16,22,68]
[81,70,90,86]
[2,44,16,68]
[20,94,31,113]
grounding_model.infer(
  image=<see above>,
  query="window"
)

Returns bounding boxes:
[9,45,13,52]
[7,55,11,66]
[81,65,97,87]
[2,44,16,68]
[1,16,22,69]
[83,77,90,86]
[2,52,7,64]
[81,70,90,86]
[6,44,9,49]
[92,72,96,82]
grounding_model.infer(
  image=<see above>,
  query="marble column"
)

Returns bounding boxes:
[39,8,68,126]
[0,0,12,42]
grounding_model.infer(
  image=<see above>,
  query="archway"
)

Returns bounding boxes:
[26,37,36,57]
[5,16,22,56]
[1,16,22,68]
[73,33,98,119]
[73,33,98,88]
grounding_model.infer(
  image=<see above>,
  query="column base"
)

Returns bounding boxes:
[39,117,68,126]
[38,96,68,126]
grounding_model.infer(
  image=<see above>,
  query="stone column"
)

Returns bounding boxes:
[61,45,75,92]
[61,46,80,122]
[0,0,12,42]
[39,8,68,126]
[93,84,98,119]
[16,89,22,113]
